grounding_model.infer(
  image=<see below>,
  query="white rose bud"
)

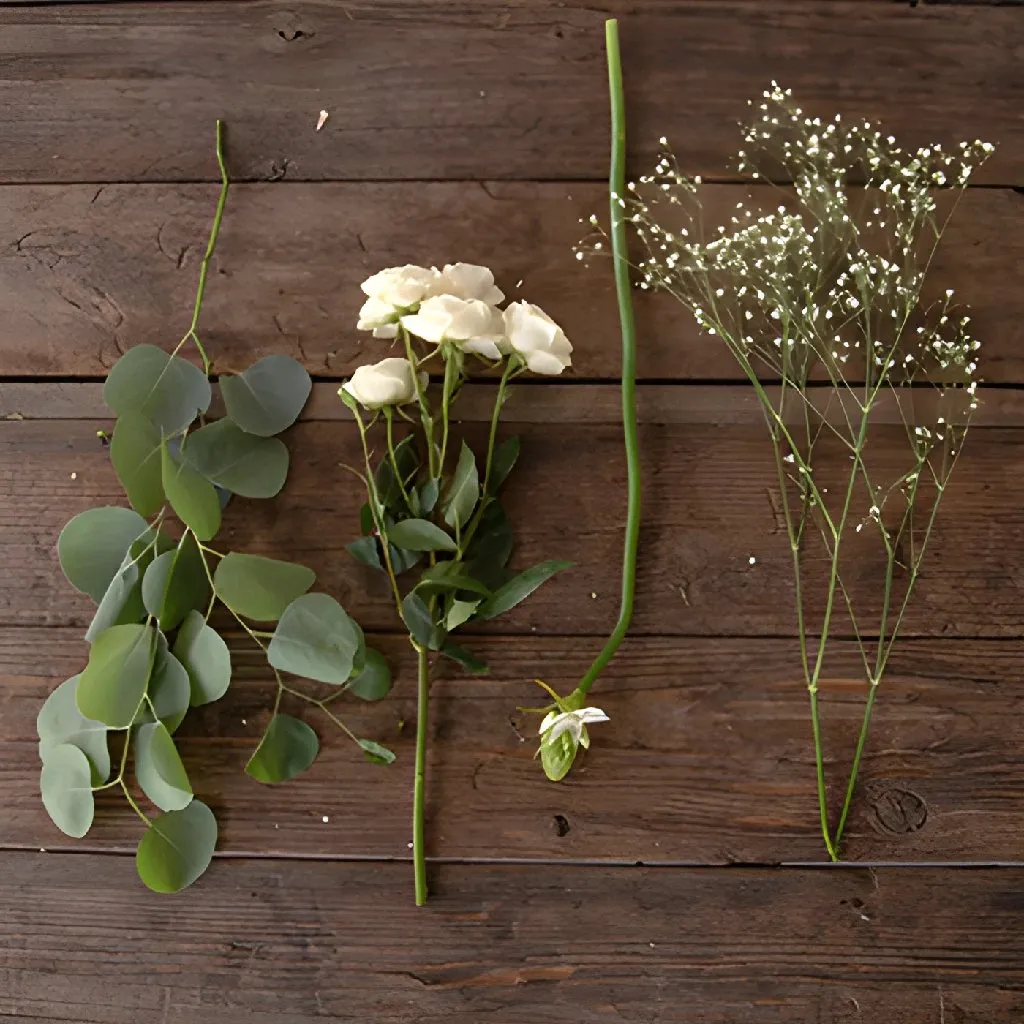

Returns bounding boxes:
[341,357,423,410]
[400,295,507,359]
[439,263,505,306]
[503,301,573,375]
[356,296,402,339]
[357,265,443,338]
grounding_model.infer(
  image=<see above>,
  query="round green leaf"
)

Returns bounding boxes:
[40,744,95,838]
[173,610,231,707]
[245,714,319,784]
[135,799,217,893]
[346,648,392,701]
[220,356,312,437]
[36,675,110,785]
[213,552,315,622]
[57,506,150,602]
[161,439,221,542]
[135,721,193,812]
[387,518,456,553]
[443,441,480,530]
[110,412,165,517]
[183,418,290,499]
[139,644,191,733]
[359,738,396,765]
[84,553,148,644]
[267,593,363,685]
[141,534,210,631]
[103,344,211,436]
[76,623,157,729]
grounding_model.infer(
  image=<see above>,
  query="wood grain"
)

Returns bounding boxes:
[0,184,1021,380]
[0,3,1019,184]
[3,855,1024,1023]
[3,408,1023,639]
[2,628,1021,862]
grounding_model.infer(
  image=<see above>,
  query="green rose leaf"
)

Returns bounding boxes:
[489,435,520,492]
[359,738,396,766]
[183,418,290,499]
[476,560,575,620]
[376,435,419,511]
[466,501,515,576]
[213,552,315,622]
[135,721,193,812]
[267,593,364,685]
[137,643,192,733]
[110,412,165,516]
[173,610,232,707]
[401,592,443,650]
[245,714,319,784]
[103,344,211,436]
[444,441,480,530]
[445,599,479,631]
[347,536,382,570]
[161,438,221,542]
[135,799,217,893]
[76,623,156,729]
[415,562,491,598]
[36,675,110,785]
[387,518,456,553]
[140,533,210,631]
[440,642,489,675]
[40,744,95,838]
[346,648,392,701]
[57,506,150,602]
[220,355,312,437]
[419,478,440,514]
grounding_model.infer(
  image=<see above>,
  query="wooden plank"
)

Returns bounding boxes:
[2,855,1024,1023]
[0,4,1019,184]
[3,628,1022,861]
[0,184,1020,381]
[2,410,1024,639]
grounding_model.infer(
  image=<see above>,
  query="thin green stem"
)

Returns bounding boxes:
[438,347,459,474]
[384,407,414,511]
[413,643,430,906]
[808,688,837,861]
[575,17,641,698]
[120,782,152,829]
[401,326,438,479]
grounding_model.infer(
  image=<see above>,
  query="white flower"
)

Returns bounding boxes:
[400,295,507,359]
[357,296,403,339]
[340,357,423,409]
[539,707,609,749]
[503,301,573,375]
[439,263,504,305]
[358,264,443,338]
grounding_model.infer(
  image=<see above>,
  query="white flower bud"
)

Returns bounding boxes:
[341,357,423,410]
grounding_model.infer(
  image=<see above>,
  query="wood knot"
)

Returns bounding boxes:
[865,782,928,835]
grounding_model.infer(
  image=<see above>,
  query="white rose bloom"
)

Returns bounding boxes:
[400,295,507,358]
[504,301,573,375]
[341,357,423,410]
[357,296,402,340]
[357,264,443,338]
[439,263,505,306]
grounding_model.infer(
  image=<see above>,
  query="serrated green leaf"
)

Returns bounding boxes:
[76,623,156,729]
[359,738,396,765]
[135,721,193,812]
[489,435,520,491]
[161,439,221,542]
[40,744,95,838]
[245,714,319,783]
[220,356,312,437]
[267,593,364,685]
[110,412,165,516]
[183,418,290,499]
[135,799,217,893]
[57,506,150,602]
[213,553,315,621]
[346,648,392,701]
[36,675,110,785]
[477,561,574,620]
[103,344,211,436]
[440,642,489,675]
[444,442,480,530]
[173,610,231,707]
[387,518,456,552]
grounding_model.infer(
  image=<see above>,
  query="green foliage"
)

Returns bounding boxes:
[110,412,165,516]
[443,442,479,529]
[268,593,364,685]
[346,648,392,701]
[184,419,290,499]
[161,438,222,541]
[135,800,217,893]
[36,675,110,784]
[476,561,575,620]
[141,533,210,631]
[135,721,193,812]
[76,623,156,729]
[246,714,319,783]
[40,744,95,838]
[143,644,192,733]
[220,355,312,437]
[173,611,232,707]
[359,738,396,765]
[57,506,150,602]
[388,518,456,553]
[213,552,315,622]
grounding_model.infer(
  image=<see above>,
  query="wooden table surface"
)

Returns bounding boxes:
[3,2,1024,1021]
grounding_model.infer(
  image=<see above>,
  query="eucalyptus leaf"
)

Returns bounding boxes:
[135,799,217,893]
[446,599,479,631]
[135,721,193,812]
[268,593,364,685]
[245,714,319,783]
[36,675,110,784]
[84,552,148,644]
[489,435,521,492]
[103,344,211,436]
[140,645,192,733]
[140,533,210,631]
[220,355,312,437]
[76,623,156,729]
[173,610,232,707]
[346,648,392,701]
[161,439,221,542]
[477,561,575,620]
[213,552,315,622]
[359,738,396,766]
[401,592,443,650]
[387,518,456,553]
[444,442,480,530]
[40,744,95,838]
[110,412,165,516]
[183,418,289,499]
[440,642,489,675]
[57,506,150,602]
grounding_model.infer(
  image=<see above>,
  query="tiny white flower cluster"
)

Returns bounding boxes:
[342,263,573,409]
